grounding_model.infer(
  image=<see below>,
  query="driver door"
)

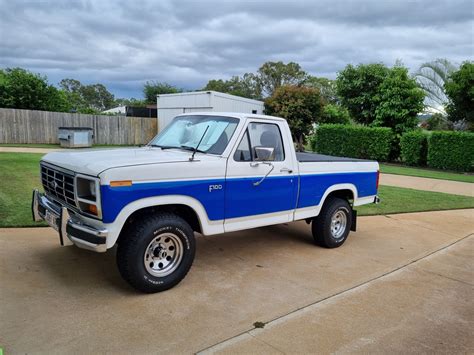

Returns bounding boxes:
[224,120,298,232]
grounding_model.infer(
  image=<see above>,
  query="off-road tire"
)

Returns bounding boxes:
[117,212,196,293]
[312,197,352,248]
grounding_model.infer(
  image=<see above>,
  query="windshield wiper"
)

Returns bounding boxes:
[150,144,206,154]
[150,144,178,150]
[180,145,206,154]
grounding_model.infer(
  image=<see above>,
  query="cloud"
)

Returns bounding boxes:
[0,0,472,98]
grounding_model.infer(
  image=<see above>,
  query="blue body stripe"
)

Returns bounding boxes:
[224,176,299,219]
[101,179,226,223]
[297,172,378,208]
[100,172,377,224]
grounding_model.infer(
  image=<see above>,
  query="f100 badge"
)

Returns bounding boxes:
[208,184,223,192]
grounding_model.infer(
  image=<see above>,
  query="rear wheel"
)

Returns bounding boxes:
[312,197,352,248]
[117,212,195,293]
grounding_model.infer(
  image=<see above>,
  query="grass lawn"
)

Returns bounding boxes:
[380,163,474,183]
[0,143,138,149]
[0,153,46,227]
[0,143,60,148]
[358,185,474,216]
[1,152,473,227]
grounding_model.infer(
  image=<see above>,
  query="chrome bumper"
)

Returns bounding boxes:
[32,189,108,252]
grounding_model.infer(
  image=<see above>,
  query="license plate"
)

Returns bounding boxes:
[45,210,59,231]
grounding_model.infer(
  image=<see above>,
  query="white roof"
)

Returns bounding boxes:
[102,105,126,114]
[174,111,285,122]
[157,90,264,105]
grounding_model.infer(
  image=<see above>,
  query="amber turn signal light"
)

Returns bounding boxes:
[110,180,132,187]
[88,204,98,215]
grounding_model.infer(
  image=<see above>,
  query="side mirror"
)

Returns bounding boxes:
[254,147,275,161]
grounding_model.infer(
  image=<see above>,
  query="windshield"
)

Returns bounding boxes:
[149,115,240,155]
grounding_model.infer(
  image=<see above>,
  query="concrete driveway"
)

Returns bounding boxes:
[1,209,473,354]
[380,173,474,197]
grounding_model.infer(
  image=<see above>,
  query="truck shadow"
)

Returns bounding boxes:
[36,221,315,293]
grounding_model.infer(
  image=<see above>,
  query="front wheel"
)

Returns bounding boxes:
[312,197,352,248]
[117,213,196,293]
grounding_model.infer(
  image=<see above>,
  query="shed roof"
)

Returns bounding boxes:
[157,90,263,106]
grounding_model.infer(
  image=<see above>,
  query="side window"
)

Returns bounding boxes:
[233,130,252,161]
[233,123,285,161]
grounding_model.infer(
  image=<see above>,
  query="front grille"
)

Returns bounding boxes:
[41,164,76,207]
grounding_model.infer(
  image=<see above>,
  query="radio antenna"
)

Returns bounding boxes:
[189,125,209,161]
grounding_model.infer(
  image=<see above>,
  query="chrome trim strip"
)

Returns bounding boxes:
[68,221,108,238]
[60,207,73,246]
[32,189,42,222]
[69,237,107,252]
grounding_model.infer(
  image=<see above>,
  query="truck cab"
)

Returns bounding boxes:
[33,112,379,293]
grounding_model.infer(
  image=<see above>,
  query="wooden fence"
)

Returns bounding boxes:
[0,108,158,145]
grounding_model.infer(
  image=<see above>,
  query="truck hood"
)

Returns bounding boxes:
[41,147,198,176]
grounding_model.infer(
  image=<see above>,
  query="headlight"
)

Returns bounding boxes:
[75,175,101,218]
[89,180,96,198]
[76,177,97,201]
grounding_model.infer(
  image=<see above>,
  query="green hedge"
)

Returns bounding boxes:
[400,131,428,166]
[427,131,474,171]
[313,124,394,161]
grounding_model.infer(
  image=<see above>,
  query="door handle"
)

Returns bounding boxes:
[280,168,293,173]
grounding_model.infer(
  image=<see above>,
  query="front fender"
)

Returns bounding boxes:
[104,195,224,249]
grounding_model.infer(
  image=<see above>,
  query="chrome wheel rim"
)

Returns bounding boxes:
[330,210,347,239]
[144,233,183,277]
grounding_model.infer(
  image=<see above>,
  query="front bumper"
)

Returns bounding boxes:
[32,189,108,252]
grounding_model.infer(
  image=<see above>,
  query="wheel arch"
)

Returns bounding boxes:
[294,183,358,221]
[319,183,357,207]
[105,195,223,248]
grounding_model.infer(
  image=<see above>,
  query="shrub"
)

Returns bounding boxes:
[314,124,394,161]
[319,104,351,124]
[426,113,450,131]
[400,131,428,166]
[427,131,474,171]
[265,85,323,151]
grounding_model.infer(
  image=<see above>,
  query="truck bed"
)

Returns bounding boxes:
[296,152,370,163]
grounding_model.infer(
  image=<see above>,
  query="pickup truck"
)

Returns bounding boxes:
[32,112,380,293]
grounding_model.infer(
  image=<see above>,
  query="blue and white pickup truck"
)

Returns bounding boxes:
[33,112,380,292]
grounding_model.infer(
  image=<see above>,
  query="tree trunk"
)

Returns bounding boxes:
[296,134,304,152]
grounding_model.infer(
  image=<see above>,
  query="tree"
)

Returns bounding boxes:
[114,97,147,107]
[444,61,474,126]
[335,63,389,125]
[257,61,308,97]
[59,78,85,111]
[319,104,351,124]
[373,66,425,134]
[264,85,323,151]
[60,78,115,112]
[80,84,115,111]
[203,73,261,99]
[0,68,69,111]
[336,63,425,134]
[304,76,338,104]
[414,58,457,115]
[425,113,450,131]
[143,81,181,103]
[59,78,82,93]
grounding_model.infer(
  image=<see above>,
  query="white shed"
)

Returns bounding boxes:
[157,91,264,131]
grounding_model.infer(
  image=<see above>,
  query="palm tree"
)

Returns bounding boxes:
[414,58,457,115]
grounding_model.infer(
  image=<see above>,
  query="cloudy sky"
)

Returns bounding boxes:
[1,0,473,98]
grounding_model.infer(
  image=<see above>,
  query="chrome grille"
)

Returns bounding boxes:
[41,164,76,207]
